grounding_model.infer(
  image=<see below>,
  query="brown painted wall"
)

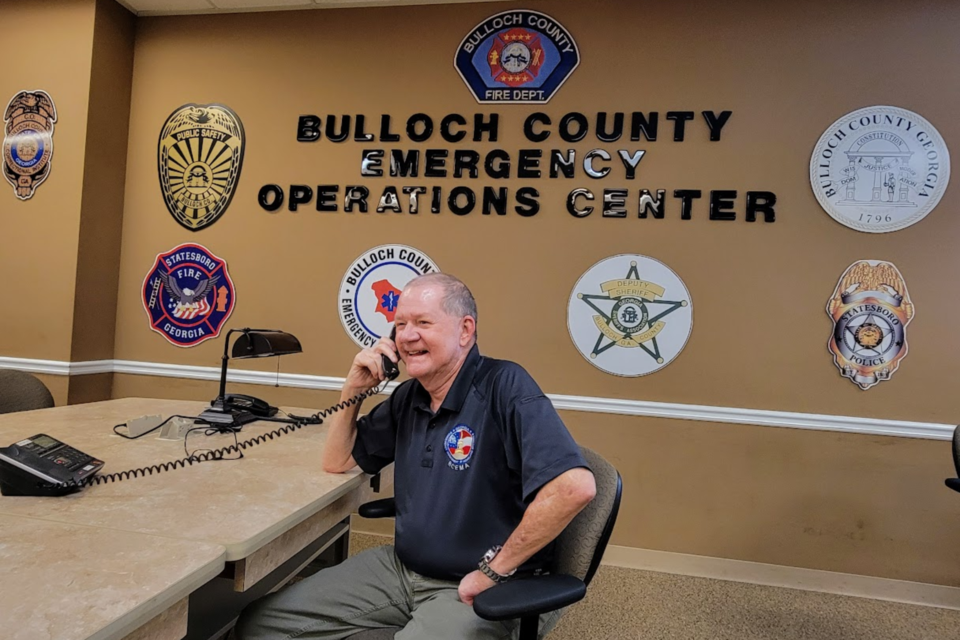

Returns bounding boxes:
[107,0,960,584]
[0,0,95,361]
[6,0,960,585]
[70,0,135,364]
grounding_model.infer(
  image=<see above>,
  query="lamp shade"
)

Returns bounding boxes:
[230,330,302,359]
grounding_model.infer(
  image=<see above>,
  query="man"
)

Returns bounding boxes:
[235,273,596,639]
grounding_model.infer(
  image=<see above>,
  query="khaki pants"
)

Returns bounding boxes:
[234,545,560,640]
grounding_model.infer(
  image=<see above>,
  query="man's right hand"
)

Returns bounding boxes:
[343,335,399,395]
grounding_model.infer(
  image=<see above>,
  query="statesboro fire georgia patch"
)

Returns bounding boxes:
[142,243,236,347]
[568,255,693,377]
[454,9,579,104]
[826,260,914,390]
[338,244,439,348]
[3,90,57,200]
[158,104,245,231]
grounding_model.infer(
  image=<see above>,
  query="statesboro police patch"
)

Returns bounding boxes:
[3,90,57,200]
[827,260,914,390]
[810,106,950,233]
[568,255,693,377]
[142,243,236,347]
[455,10,579,104]
[158,104,245,231]
[338,245,439,348]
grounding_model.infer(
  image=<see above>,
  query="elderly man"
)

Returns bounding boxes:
[235,273,596,639]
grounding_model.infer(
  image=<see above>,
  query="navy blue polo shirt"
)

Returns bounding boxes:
[352,344,589,581]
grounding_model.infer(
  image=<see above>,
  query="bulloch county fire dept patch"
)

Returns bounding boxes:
[3,90,57,200]
[454,10,579,104]
[142,243,236,347]
[158,104,245,231]
[338,245,439,348]
[826,260,914,390]
[810,106,950,233]
[568,255,693,377]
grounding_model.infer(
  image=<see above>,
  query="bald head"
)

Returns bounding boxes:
[403,273,477,329]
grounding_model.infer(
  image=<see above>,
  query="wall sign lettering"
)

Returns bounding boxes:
[260,110,779,222]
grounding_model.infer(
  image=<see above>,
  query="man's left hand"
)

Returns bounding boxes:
[458,569,495,606]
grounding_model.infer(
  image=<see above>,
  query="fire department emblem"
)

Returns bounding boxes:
[455,10,579,103]
[158,104,245,231]
[142,243,236,347]
[827,260,914,389]
[568,255,693,377]
[3,90,57,200]
[445,424,475,471]
[338,245,440,348]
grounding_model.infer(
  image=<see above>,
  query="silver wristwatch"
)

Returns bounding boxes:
[478,545,516,583]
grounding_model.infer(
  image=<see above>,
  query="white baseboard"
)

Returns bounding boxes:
[0,356,953,441]
[602,544,960,610]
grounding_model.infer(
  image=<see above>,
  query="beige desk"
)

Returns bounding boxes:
[0,398,386,590]
[0,513,225,640]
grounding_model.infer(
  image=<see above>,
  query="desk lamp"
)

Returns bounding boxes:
[197,328,302,427]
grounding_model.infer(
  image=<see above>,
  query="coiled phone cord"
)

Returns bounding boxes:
[41,384,386,492]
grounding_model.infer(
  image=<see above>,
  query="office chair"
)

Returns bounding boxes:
[347,446,622,640]
[946,425,960,493]
[0,370,55,415]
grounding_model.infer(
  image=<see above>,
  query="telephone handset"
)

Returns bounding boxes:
[0,434,104,496]
[381,326,400,381]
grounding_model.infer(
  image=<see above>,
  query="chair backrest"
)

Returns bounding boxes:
[552,446,622,586]
[0,370,55,415]
[953,425,960,477]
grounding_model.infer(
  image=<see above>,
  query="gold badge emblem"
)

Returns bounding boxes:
[3,90,57,200]
[826,260,914,390]
[158,104,244,231]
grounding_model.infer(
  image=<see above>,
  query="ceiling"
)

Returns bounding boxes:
[115,0,502,17]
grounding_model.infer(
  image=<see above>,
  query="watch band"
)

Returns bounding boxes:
[478,545,515,583]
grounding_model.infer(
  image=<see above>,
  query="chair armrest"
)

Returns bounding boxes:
[358,497,396,518]
[473,574,586,621]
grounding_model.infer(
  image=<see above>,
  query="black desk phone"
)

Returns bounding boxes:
[0,434,104,496]
[223,393,277,418]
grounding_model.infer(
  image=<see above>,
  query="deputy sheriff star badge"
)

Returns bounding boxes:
[577,261,688,363]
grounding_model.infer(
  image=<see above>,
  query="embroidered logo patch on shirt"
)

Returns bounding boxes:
[444,425,475,471]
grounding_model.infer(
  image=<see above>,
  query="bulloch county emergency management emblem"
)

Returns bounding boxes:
[158,104,245,231]
[3,90,57,200]
[826,260,914,390]
[445,425,475,471]
[568,255,693,377]
[455,10,579,104]
[339,245,439,348]
[142,243,236,347]
[810,106,950,233]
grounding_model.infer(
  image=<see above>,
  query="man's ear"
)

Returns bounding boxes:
[460,316,476,347]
